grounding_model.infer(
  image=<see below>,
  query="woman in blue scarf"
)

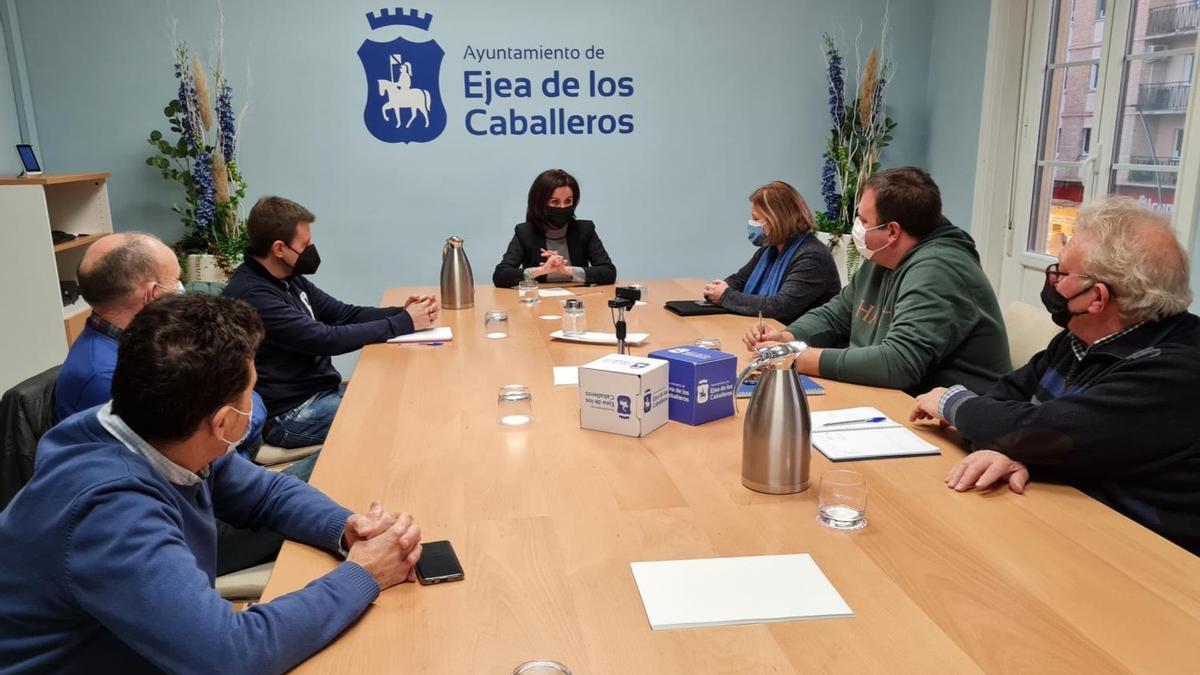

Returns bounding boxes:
[703,181,841,324]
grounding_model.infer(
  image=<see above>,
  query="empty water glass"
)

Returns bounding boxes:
[518,280,540,304]
[513,661,571,675]
[562,299,586,336]
[694,337,721,350]
[497,384,533,426]
[484,310,508,339]
[817,470,867,530]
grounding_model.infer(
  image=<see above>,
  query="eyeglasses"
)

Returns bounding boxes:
[1044,263,1094,286]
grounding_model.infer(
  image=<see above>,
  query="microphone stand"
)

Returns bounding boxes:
[614,306,628,355]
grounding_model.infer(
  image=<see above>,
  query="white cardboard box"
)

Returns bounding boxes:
[579,353,670,437]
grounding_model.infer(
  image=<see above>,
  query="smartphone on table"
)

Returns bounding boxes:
[415,540,464,585]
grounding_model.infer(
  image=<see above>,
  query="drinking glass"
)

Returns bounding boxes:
[497,384,533,426]
[817,470,867,530]
[518,280,540,304]
[484,310,508,339]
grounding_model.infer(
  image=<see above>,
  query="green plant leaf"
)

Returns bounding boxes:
[150,130,163,142]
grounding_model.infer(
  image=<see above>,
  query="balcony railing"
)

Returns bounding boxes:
[1137,81,1191,111]
[1147,1,1200,36]
[1127,155,1180,186]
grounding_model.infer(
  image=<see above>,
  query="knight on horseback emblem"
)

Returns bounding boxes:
[358,7,447,144]
[380,55,432,129]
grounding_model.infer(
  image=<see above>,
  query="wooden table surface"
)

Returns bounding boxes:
[262,279,1200,674]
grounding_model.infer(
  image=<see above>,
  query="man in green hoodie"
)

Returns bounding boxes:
[745,166,1011,394]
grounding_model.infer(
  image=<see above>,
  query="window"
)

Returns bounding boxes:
[1020,0,1197,255]
[1022,0,1105,256]
[1108,0,1195,215]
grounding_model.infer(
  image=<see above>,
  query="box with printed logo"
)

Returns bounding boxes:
[648,345,737,425]
[578,354,670,438]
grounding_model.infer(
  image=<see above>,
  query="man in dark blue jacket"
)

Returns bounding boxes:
[912,198,1200,555]
[0,294,423,673]
[224,196,438,448]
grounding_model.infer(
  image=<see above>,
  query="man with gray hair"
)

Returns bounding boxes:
[911,197,1199,555]
[56,232,190,419]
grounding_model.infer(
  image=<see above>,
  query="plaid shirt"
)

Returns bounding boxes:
[87,313,124,340]
[1068,322,1146,361]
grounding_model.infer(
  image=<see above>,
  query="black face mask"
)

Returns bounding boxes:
[1040,278,1092,328]
[545,206,575,228]
[286,243,321,276]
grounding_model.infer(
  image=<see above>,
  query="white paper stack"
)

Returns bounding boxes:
[552,366,579,386]
[629,553,853,630]
[386,326,453,344]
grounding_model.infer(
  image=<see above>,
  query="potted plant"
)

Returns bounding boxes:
[814,33,897,282]
[146,35,248,283]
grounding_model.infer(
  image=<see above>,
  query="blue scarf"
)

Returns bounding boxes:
[743,235,806,296]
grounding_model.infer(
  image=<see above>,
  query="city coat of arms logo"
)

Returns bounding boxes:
[358,7,447,143]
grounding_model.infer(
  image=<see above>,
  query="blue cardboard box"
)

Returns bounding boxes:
[648,345,737,425]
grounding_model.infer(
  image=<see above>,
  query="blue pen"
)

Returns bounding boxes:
[822,416,886,427]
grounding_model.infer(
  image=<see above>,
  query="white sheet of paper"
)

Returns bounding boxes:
[630,554,853,630]
[538,288,575,298]
[548,330,649,346]
[386,326,453,344]
[553,366,579,386]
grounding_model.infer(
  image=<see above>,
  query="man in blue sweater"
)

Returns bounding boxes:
[223,196,439,448]
[0,294,423,673]
[54,232,296,577]
[912,198,1199,555]
[56,232,267,451]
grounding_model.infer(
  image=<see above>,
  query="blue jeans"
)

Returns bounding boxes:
[262,385,346,448]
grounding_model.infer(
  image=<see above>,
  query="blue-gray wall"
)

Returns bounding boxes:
[0,9,23,174]
[925,0,991,229]
[14,0,942,285]
[10,0,1000,372]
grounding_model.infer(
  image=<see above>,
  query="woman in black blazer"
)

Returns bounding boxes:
[492,169,617,287]
[702,181,841,324]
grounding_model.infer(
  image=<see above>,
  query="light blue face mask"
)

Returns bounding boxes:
[746,220,767,247]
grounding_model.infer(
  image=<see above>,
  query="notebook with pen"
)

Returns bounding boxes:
[736,375,825,398]
[808,406,940,461]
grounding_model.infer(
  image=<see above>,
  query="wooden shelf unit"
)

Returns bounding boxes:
[0,173,114,388]
[53,231,110,253]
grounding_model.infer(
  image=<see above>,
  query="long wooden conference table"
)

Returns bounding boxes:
[262,279,1200,674]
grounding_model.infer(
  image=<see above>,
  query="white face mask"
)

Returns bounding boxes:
[851,217,891,260]
[154,281,186,296]
[218,406,253,455]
